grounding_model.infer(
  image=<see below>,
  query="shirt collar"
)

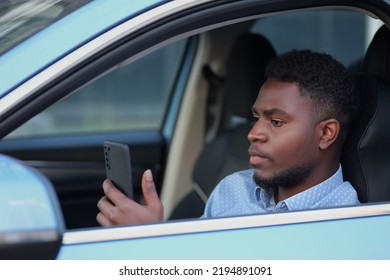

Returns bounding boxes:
[255,165,344,211]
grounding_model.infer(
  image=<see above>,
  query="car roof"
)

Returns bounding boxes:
[0,0,163,98]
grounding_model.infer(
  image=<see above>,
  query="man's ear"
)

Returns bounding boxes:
[317,118,340,150]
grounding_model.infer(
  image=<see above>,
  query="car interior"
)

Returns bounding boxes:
[171,22,390,220]
[1,6,390,230]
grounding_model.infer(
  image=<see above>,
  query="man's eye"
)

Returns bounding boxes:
[270,119,284,127]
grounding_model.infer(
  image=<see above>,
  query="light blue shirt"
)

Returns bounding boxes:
[202,165,360,218]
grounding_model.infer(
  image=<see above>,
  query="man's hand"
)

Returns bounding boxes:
[96,169,164,226]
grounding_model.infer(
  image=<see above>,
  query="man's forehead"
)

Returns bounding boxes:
[254,79,313,114]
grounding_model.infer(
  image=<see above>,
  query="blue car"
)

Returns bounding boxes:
[1,0,390,260]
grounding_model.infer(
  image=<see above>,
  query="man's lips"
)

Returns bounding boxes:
[249,154,269,165]
[248,146,271,166]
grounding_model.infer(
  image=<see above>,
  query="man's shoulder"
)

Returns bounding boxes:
[202,169,257,218]
[320,181,360,207]
[213,169,255,191]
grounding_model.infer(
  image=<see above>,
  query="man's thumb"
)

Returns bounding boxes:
[142,169,160,206]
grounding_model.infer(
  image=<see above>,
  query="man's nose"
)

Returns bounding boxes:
[247,120,268,142]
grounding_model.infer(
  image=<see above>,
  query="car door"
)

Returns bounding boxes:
[0,0,386,231]
[2,0,390,262]
[58,203,390,259]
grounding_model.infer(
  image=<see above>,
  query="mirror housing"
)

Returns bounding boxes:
[0,154,65,259]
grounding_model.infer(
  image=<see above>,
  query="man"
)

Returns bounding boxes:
[96,50,360,226]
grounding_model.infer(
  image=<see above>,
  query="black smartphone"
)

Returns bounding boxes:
[103,141,133,198]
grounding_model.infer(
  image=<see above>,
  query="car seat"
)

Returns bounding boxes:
[169,33,276,219]
[341,25,390,203]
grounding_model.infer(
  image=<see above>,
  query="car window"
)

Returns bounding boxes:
[6,39,187,138]
[251,10,383,68]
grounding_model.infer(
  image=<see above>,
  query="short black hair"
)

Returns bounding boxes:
[265,50,359,140]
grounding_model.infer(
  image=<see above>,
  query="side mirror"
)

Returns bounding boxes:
[0,154,65,259]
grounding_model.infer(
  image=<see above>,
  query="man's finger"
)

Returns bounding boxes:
[102,179,128,206]
[97,196,114,219]
[96,211,112,227]
[141,169,162,208]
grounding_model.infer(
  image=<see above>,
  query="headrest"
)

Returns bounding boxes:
[342,25,390,203]
[341,74,378,203]
[224,33,276,119]
[364,25,390,83]
[358,80,390,202]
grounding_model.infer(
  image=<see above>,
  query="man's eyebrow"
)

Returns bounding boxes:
[252,107,289,116]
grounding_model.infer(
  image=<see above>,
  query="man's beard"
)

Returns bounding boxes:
[253,163,314,193]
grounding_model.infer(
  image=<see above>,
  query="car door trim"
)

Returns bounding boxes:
[63,203,390,245]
